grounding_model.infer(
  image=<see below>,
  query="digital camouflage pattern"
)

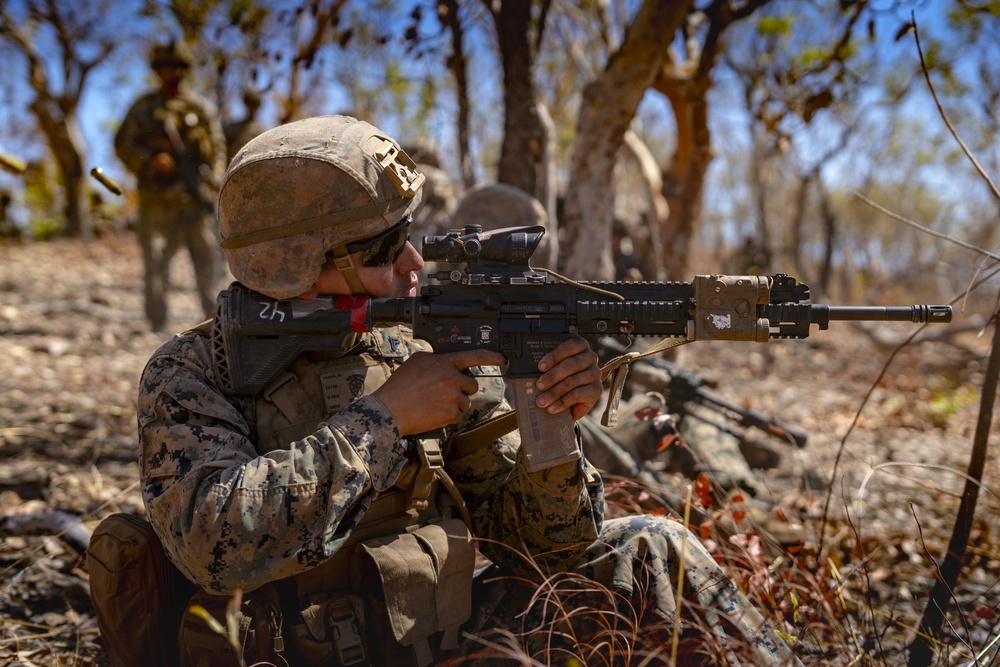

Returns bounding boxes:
[138,314,800,665]
[115,80,225,328]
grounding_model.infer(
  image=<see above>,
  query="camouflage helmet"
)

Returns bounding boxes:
[452,183,546,230]
[150,40,193,69]
[219,115,424,299]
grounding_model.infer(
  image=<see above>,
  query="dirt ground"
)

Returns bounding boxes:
[0,233,998,666]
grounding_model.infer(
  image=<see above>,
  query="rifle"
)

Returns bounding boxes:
[213,224,952,470]
[593,336,808,449]
[158,105,215,207]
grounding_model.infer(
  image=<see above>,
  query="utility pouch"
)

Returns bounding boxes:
[291,593,368,666]
[86,512,195,667]
[351,519,475,667]
[178,583,286,667]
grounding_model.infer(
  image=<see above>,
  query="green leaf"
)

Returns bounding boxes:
[187,605,230,641]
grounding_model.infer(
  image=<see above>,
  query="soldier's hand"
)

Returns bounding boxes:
[534,337,602,422]
[373,349,507,436]
[148,152,175,176]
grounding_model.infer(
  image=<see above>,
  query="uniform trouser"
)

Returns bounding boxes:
[461,514,801,666]
[137,194,220,330]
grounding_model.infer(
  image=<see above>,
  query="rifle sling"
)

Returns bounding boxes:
[599,338,691,428]
[449,411,519,458]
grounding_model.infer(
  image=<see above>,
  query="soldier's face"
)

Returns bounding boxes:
[303,240,423,299]
[155,66,187,95]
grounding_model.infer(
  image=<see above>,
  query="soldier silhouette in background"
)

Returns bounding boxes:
[224,89,266,162]
[115,40,226,331]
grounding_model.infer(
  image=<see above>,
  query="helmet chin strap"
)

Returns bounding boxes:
[330,245,368,295]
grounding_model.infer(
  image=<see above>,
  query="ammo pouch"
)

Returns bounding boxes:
[178,583,286,667]
[350,518,475,667]
[291,593,367,666]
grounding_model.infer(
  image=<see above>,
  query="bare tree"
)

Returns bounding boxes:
[652,0,770,280]
[484,0,551,204]
[561,0,691,279]
[438,0,476,189]
[0,0,124,239]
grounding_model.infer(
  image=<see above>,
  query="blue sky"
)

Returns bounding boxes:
[1,0,994,237]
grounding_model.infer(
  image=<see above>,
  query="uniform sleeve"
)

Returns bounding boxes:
[444,373,605,576]
[138,335,410,593]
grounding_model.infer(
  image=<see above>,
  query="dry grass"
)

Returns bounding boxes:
[1,234,998,665]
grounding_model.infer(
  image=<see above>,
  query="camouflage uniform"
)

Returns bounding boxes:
[115,41,226,330]
[581,395,761,496]
[138,319,797,666]
[138,116,799,666]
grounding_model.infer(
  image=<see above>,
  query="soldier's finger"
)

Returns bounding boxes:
[537,337,591,373]
[445,349,508,371]
[536,349,599,392]
[536,373,602,414]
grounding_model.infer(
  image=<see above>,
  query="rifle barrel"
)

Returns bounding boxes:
[817,304,952,324]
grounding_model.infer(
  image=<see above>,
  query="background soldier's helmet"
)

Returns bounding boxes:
[218,115,425,300]
[451,183,546,230]
[150,40,193,69]
[450,183,552,267]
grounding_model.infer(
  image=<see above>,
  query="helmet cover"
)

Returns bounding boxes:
[218,115,424,299]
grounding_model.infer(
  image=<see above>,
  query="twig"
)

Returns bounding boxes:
[910,504,979,665]
[911,13,1000,204]
[854,192,1000,262]
[906,12,1000,666]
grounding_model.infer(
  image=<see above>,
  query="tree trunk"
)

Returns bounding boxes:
[536,100,559,267]
[817,185,836,295]
[622,129,668,280]
[790,170,810,281]
[30,96,92,240]
[656,79,712,279]
[495,0,544,201]
[562,0,690,280]
[441,0,476,189]
[653,0,771,279]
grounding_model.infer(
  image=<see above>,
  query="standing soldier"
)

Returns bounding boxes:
[115,39,226,331]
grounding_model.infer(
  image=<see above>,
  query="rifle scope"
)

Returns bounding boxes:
[422,225,545,266]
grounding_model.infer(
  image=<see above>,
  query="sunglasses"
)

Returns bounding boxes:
[334,217,412,267]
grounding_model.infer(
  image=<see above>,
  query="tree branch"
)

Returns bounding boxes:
[912,12,1000,203]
